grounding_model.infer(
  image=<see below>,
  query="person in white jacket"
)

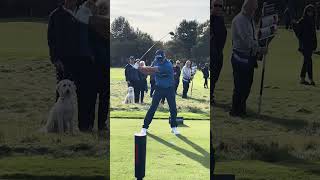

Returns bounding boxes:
[182,60,193,98]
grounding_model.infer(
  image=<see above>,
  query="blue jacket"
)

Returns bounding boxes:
[154,58,174,88]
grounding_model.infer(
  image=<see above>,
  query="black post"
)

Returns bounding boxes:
[135,133,147,180]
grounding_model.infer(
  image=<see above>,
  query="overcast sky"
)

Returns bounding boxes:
[110,0,210,41]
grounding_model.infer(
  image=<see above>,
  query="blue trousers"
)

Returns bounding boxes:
[182,80,190,98]
[231,59,254,115]
[143,86,177,129]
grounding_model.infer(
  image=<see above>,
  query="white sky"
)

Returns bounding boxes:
[110,0,210,41]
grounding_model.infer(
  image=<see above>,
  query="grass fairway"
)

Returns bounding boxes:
[110,68,210,120]
[0,21,108,178]
[0,156,107,180]
[213,29,320,179]
[110,63,210,179]
[110,119,210,180]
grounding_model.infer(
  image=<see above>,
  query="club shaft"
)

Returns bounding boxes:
[258,39,269,115]
[139,33,170,61]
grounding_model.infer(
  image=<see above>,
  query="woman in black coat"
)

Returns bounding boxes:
[202,63,210,88]
[293,5,318,86]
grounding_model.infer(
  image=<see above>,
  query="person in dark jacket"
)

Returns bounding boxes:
[125,56,141,103]
[202,63,210,88]
[173,60,181,94]
[47,0,96,132]
[284,7,292,30]
[293,4,318,86]
[211,0,227,104]
[90,0,109,132]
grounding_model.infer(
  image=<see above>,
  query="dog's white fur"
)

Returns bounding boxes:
[123,86,135,104]
[42,79,77,134]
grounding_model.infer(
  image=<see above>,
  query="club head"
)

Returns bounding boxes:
[169,32,175,36]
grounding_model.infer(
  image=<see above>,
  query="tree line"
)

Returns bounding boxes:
[110,17,209,67]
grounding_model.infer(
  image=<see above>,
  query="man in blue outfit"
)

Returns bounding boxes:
[135,50,179,135]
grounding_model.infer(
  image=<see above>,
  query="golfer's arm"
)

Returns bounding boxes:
[138,66,159,75]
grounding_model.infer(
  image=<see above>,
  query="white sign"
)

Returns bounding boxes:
[258,3,278,41]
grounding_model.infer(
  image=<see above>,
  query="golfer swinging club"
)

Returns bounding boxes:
[134,50,179,135]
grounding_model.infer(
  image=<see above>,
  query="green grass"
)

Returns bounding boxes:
[215,160,320,180]
[110,62,210,179]
[0,156,108,179]
[110,68,210,120]
[0,21,108,178]
[110,119,210,180]
[213,29,320,178]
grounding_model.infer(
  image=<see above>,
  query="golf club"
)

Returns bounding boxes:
[139,32,175,62]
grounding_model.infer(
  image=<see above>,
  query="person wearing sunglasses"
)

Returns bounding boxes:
[211,0,227,105]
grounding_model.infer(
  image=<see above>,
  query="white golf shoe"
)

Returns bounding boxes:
[140,128,147,136]
[171,127,180,135]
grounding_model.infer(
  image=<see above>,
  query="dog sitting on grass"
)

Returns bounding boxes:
[42,79,77,134]
[123,86,135,104]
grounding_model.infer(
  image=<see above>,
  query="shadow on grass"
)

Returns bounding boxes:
[148,133,209,169]
[178,124,190,128]
[0,175,107,180]
[213,102,309,130]
[185,96,209,104]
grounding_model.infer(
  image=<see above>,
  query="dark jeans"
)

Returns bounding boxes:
[128,80,140,103]
[138,81,145,103]
[174,79,180,93]
[182,80,190,98]
[231,60,254,115]
[212,52,223,98]
[204,77,208,88]
[76,58,97,131]
[210,131,215,176]
[94,62,109,130]
[143,86,177,129]
[300,51,313,80]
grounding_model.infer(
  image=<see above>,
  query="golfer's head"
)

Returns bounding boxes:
[242,0,258,17]
[155,50,165,63]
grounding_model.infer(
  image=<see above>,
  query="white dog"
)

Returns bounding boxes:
[42,79,77,134]
[123,86,135,104]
